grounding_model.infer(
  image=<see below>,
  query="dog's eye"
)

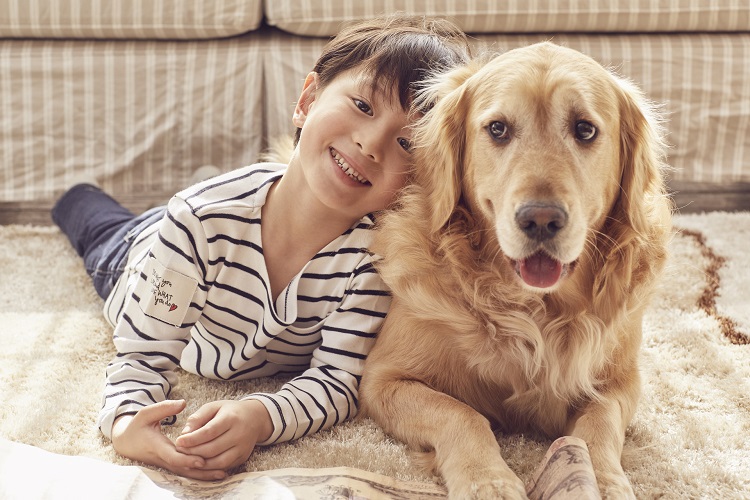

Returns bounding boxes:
[488,121,510,142]
[575,121,597,142]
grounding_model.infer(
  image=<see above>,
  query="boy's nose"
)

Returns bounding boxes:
[357,141,377,161]
[353,123,388,162]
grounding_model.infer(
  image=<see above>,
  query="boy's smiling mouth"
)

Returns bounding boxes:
[330,147,370,185]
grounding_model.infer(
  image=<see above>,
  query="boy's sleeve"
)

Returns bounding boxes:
[98,196,209,439]
[244,256,391,445]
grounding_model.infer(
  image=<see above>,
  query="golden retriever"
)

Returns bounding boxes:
[359,42,672,499]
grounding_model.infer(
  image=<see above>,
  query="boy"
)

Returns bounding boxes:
[52,15,470,480]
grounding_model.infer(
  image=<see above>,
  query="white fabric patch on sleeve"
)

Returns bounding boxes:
[135,256,198,327]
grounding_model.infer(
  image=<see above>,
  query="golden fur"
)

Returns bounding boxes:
[359,42,673,499]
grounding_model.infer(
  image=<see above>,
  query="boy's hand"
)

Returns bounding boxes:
[111,399,227,481]
[174,399,274,471]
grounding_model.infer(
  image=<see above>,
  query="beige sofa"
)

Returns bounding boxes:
[1,0,749,224]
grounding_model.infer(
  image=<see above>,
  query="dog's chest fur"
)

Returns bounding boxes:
[411,243,612,437]
[443,303,606,436]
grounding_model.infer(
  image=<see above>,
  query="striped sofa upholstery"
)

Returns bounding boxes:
[1,0,749,221]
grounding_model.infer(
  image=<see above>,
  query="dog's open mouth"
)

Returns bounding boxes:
[512,251,573,289]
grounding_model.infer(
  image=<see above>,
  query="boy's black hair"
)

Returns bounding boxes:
[294,14,471,144]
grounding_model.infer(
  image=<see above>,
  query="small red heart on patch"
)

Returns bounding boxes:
[169,304,178,312]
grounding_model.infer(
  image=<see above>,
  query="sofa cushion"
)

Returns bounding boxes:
[0,0,263,39]
[0,35,265,205]
[265,0,750,37]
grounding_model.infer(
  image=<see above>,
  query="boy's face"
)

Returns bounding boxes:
[293,69,414,219]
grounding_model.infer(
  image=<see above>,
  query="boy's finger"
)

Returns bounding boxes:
[179,467,228,482]
[155,440,207,471]
[175,417,228,449]
[136,399,187,424]
[199,445,247,471]
[156,443,226,481]
[180,401,221,435]
[175,426,235,459]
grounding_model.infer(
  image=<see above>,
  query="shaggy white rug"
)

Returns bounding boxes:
[0,211,748,499]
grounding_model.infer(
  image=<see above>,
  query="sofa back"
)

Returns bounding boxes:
[0,0,262,39]
[2,0,747,40]
[265,0,750,36]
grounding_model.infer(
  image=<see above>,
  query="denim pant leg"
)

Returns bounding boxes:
[52,184,167,299]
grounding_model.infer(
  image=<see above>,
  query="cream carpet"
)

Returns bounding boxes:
[0,211,748,499]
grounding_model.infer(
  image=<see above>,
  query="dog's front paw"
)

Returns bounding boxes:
[598,471,635,500]
[472,479,528,500]
[450,472,527,500]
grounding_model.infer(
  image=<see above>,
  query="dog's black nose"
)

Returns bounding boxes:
[515,203,568,241]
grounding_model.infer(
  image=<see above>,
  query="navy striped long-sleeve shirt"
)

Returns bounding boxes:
[99,163,391,444]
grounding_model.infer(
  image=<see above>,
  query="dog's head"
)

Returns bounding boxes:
[413,42,669,294]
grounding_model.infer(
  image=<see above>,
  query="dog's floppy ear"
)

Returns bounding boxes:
[612,77,669,238]
[413,62,479,235]
[594,76,671,305]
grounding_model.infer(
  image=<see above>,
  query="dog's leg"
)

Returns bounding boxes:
[362,374,527,499]
[569,389,637,499]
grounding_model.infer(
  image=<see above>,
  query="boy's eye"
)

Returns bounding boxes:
[353,99,372,115]
[398,137,412,152]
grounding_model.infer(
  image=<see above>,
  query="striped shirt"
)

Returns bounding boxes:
[99,163,391,445]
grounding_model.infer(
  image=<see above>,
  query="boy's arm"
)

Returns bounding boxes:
[98,196,209,439]
[245,258,391,445]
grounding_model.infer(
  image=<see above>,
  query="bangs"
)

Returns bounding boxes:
[359,33,464,111]
[313,17,470,112]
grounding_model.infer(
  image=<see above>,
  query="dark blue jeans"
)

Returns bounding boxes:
[52,184,166,299]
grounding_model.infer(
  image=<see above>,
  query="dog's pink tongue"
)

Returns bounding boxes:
[520,252,563,288]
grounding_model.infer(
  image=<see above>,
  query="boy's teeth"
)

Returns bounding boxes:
[330,148,368,184]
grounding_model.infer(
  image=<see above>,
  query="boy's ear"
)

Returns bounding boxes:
[293,72,319,127]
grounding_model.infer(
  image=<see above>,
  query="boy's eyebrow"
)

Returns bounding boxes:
[354,74,380,95]
[355,75,407,110]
